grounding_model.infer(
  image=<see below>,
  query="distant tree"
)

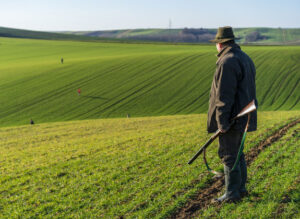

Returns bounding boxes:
[180,28,216,42]
[122,28,216,43]
[182,28,206,35]
[245,31,268,42]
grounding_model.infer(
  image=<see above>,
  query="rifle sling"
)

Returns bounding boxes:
[203,113,251,175]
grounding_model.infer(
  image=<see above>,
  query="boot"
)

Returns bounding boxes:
[213,165,241,203]
[239,154,248,197]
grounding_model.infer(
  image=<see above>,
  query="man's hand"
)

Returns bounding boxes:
[220,127,230,133]
[220,129,227,133]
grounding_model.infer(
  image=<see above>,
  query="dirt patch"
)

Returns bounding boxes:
[170,118,300,219]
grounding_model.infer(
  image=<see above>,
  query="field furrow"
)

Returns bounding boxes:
[0,38,299,126]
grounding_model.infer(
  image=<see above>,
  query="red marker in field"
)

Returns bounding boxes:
[77,88,81,96]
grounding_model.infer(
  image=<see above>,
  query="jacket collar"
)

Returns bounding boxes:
[216,43,240,65]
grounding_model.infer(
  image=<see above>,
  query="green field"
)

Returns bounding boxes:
[197,119,300,219]
[0,27,112,42]
[234,28,300,44]
[69,27,300,44]
[0,111,299,218]
[2,26,300,44]
[0,37,299,218]
[0,37,299,127]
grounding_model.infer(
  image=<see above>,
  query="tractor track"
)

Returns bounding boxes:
[170,118,300,219]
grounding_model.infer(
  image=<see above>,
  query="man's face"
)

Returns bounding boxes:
[216,43,222,52]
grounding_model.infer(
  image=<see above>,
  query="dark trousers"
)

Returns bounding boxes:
[218,129,248,193]
[218,129,243,168]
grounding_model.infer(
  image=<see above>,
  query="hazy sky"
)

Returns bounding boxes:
[0,0,299,31]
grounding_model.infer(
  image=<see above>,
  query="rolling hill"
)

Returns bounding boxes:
[0,26,118,42]
[67,27,300,44]
[0,37,299,127]
[1,26,299,45]
[0,36,299,218]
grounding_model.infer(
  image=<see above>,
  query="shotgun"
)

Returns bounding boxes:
[188,100,256,165]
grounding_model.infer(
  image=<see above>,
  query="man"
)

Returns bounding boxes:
[207,26,257,203]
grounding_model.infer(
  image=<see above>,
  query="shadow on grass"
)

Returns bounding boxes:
[82,95,110,100]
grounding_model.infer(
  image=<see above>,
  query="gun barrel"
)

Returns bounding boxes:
[187,130,221,165]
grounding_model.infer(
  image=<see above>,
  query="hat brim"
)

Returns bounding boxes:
[209,37,240,43]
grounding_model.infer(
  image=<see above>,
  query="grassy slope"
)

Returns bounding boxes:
[0,27,105,41]
[200,122,300,218]
[0,111,299,218]
[71,28,300,44]
[1,26,299,44]
[235,28,300,44]
[0,37,299,127]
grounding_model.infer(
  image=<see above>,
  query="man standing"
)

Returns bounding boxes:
[207,26,257,203]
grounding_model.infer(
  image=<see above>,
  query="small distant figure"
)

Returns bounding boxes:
[61,58,64,64]
[127,114,130,118]
[30,119,34,125]
[77,88,81,96]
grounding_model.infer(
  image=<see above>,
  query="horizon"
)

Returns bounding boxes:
[0,0,299,31]
[2,26,300,33]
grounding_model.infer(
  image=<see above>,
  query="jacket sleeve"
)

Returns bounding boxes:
[215,58,240,131]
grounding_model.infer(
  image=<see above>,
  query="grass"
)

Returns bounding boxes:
[0,27,103,41]
[199,121,300,218]
[0,37,299,127]
[0,26,130,43]
[0,36,299,218]
[0,111,299,218]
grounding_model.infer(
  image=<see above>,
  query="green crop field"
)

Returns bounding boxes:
[199,121,300,219]
[0,37,299,127]
[0,37,299,218]
[0,111,299,218]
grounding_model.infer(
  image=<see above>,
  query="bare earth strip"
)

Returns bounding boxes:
[171,118,300,219]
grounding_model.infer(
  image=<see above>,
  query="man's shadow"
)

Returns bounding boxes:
[82,95,109,100]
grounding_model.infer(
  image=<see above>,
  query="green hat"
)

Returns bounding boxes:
[210,26,239,43]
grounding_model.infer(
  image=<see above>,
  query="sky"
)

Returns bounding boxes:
[0,0,299,31]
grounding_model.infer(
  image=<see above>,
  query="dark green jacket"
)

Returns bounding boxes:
[207,44,257,133]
